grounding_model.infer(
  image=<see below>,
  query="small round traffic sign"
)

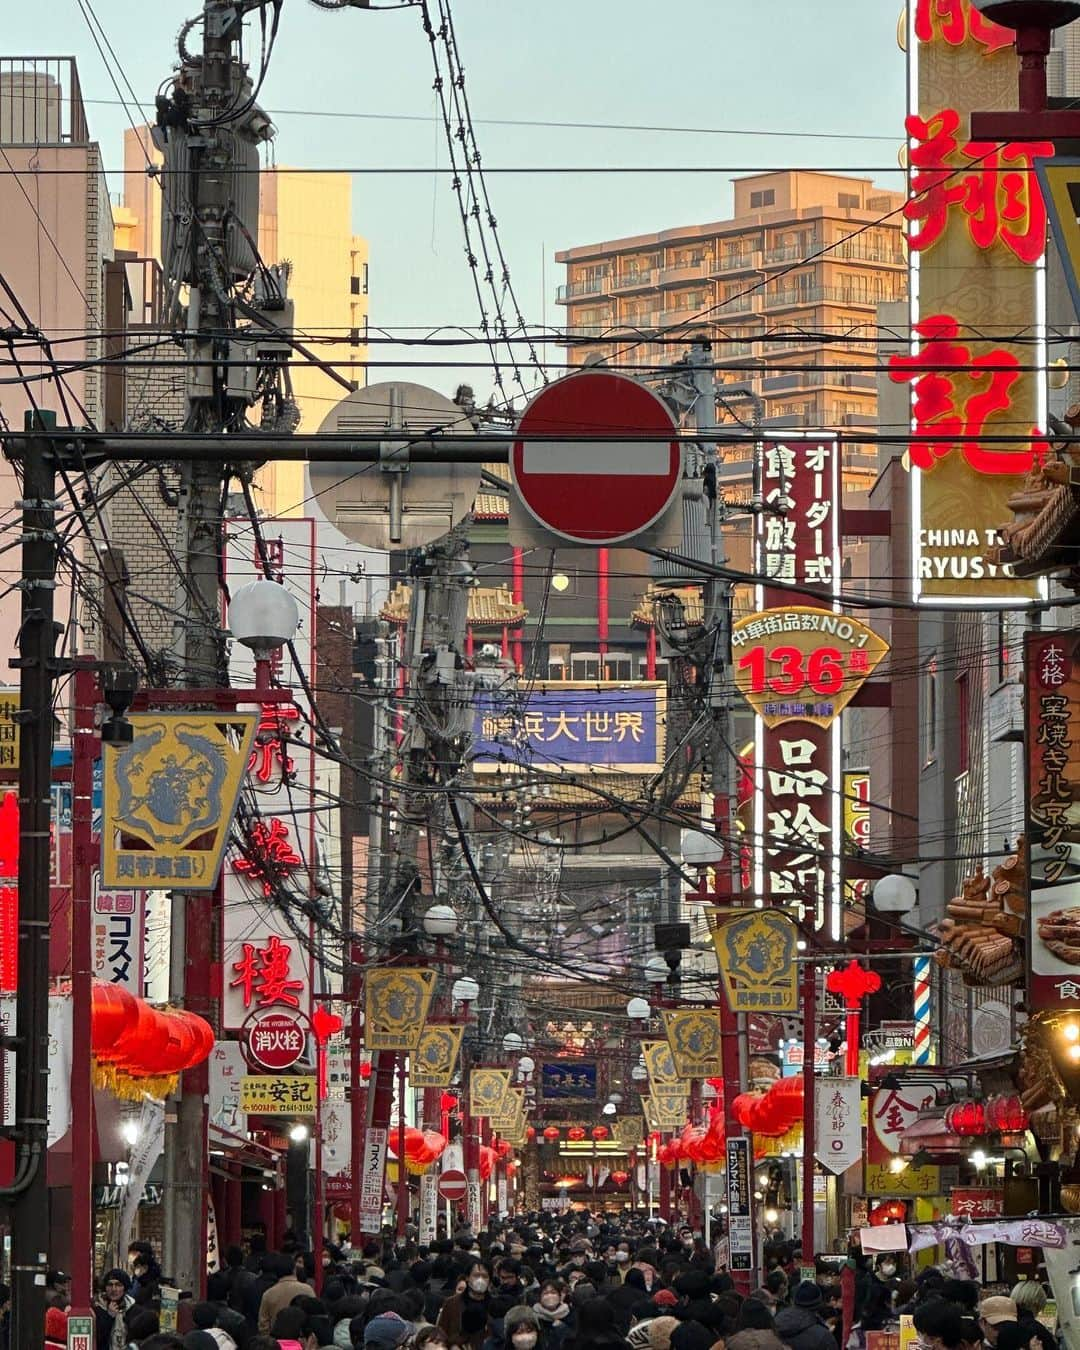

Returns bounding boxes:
[511,370,682,545]
[438,1168,468,1202]
[244,1011,307,1071]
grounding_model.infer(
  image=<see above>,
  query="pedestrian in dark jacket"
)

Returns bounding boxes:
[775,1283,840,1350]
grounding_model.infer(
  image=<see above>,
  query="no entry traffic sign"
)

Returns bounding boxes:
[438,1167,468,1202]
[511,371,682,545]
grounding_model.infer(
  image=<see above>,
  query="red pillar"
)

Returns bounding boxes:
[70,662,98,1317]
[801,961,816,1267]
[645,624,657,680]
[597,548,609,663]
[465,626,474,661]
[511,547,524,671]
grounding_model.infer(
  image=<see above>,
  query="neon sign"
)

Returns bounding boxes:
[888,314,1047,475]
[913,0,1013,53]
[229,934,305,1010]
[906,108,1053,263]
[232,817,302,896]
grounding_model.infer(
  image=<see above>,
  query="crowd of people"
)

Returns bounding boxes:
[15,1214,1060,1350]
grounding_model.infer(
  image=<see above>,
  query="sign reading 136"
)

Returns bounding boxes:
[731,606,889,729]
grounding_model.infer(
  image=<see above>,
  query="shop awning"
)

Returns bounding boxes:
[209,1123,283,1176]
[899,1115,967,1155]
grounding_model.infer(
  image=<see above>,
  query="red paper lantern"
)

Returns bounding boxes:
[543,1126,560,1141]
[945,1100,986,1136]
[439,1092,459,1113]
[568,1126,586,1141]
[479,1145,496,1180]
[360,1061,372,1080]
[986,1094,1029,1133]
[90,983,139,1056]
[610,1169,630,1185]
[526,1126,536,1141]
[591,1125,608,1141]
[494,1137,512,1160]
[731,1093,761,1128]
[95,993,158,1067]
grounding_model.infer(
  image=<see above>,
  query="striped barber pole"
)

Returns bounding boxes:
[913,955,932,1064]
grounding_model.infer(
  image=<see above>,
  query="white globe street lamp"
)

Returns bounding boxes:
[423,903,458,938]
[872,874,917,914]
[452,976,480,1005]
[626,997,651,1021]
[644,956,668,985]
[228,579,301,690]
[502,1032,524,1054]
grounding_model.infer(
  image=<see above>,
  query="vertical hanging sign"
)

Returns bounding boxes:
[751,438,843,937]
[726,1135,753,1271]
[899,0,1051,598]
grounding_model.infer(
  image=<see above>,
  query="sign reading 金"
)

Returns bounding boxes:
[732,608,888,728]
[1026,633,1080,1010]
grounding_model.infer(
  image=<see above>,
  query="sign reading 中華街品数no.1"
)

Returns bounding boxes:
[731,608,888,728]
[239,1073,316,1114]
[102,712,256,889]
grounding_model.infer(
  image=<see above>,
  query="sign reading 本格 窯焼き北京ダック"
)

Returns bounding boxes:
[472,682,664,772]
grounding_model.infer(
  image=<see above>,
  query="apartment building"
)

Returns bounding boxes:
[555,171,907,498]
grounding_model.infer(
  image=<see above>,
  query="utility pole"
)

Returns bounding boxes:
[3,411,60,1345]
[364,528,474,1236]
[161,0,256,1293]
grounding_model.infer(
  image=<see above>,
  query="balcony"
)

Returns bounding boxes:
[718,294,754,315]
[557,276,609,303]
[615,311,664,330]
[762,370,878,393]
[609,270,657,294]
[711,250,763,275]
[0,57,89,145]
[828,240,906,267]
[659,258,714,286]
[767,285,903,310]
[764,240,821,265]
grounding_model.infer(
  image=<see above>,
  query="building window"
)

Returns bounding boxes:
[838,192,860,208]
[350,275,361,295]
[956,671,970,775]
[571,652,602,681]
[996,612,1009,684]
[922,656,938,765]
[750,189,775,209]
[602,651,634,681]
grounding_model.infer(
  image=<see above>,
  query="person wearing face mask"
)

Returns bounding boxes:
[437,1261,494,1350]
[532,1280,572,1347]
[487,1306,550,1350]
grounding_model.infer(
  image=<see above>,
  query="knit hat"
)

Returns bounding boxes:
[101,1267,132,1291]
[365,1312,413,1347]
[505,1307,541,1331]
[653,1289,680,1309]
[671,1324,715,1350]
[793,1281,823,1310]
[649,1315,681,1349]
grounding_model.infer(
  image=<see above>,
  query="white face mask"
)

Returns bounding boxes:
[540,1294,561,1310]
[469,1276,489,1294]
[513,1336,538,1349]
[880,1264,897,1278]
[615,1252,630,1263]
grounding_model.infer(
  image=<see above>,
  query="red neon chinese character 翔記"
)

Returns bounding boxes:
[905,108,1053,263]
[229,934,304,1009]
[232,817,303,896]
[888,314,1044,475]
[247,701,300,784]
[913,0,1014,53]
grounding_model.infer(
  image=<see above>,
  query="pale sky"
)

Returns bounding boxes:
[7,0,907,401]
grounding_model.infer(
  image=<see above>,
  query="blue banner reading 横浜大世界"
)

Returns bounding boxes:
[473,684,662,770]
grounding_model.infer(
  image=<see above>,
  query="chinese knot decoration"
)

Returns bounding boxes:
[905,108,1052,264]
[311,1004,344,1099]
[888,314,1044,475]
[913,0,1013,53]
[826,960,881,1075]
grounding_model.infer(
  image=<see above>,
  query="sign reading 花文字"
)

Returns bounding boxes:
[1026,633,1080,1010]
[410,1023,465,1087]
[864,1162,942,1196]
[539,1060,597,1101]
[102,713,256,889]
[364,967,436,1050]
[661,1008,722,1079]
[726,1136,753,1271]
[473,682,664,773]
[713,910,799,1013]
[238,1074,316,1114]
[470,1067,513,1116]
[898,4,1051,598]
[732,608,888,728]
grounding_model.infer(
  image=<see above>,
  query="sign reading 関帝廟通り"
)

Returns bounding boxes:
[473,682,664,772]
[102,712,256,889]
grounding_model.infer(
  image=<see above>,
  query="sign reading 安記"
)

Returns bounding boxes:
[239,1073,316,1114]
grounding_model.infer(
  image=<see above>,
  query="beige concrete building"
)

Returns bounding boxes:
[556,171,907,498]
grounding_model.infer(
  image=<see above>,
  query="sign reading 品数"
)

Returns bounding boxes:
[732,608,888,728]
[900,5,1051,598]
[1026,633,1080,1011]
[239,1074,316,1114]
[473,683,664,772]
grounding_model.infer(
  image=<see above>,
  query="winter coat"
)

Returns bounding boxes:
[437,1289,492,1350]
[728,1331,790,1350]
[1018,1311,1057,1350]
[257,1274,313,1333]
[774,1306,840,1350]
[94,1294,135,1350]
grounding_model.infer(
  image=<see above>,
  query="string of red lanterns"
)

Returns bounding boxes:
[90,982,214,1100]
